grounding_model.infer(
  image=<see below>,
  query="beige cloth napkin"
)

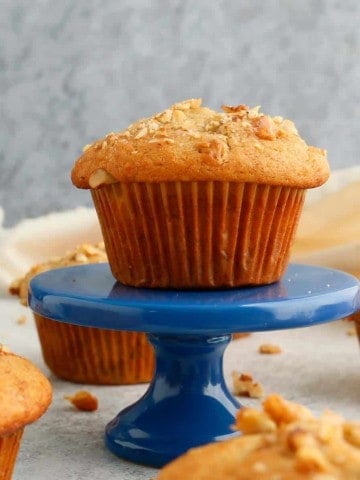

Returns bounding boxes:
[292,180,360,279]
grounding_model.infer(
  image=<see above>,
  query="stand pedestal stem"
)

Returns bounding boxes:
[105,333,240,467]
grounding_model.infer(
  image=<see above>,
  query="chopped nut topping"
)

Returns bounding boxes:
[156,109,173,123]
[235,395,360,477]
[65,391,98,412]
[172,98,202,110]
[344,422,360,447]
[221,104,249,113]
[197,140,226,164]
[248,105,262,119]
[89,168,118,188]
[273,116,284,124]
[259,343,282,354]
[263,394,313,425]
[82,143,92,152]
[296,445,332,473]
[255,116,277,140]
[149,137,175,144]
[236,407,276,434]
[232,371,264,398]
[172,109,186,122]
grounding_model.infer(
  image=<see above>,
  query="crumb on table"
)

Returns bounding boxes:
[258,343,282,354]
[16,315,27,325]
[65,390,99,412]
[232,371,264,399]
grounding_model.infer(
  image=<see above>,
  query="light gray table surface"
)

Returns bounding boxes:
[1,295,359,479]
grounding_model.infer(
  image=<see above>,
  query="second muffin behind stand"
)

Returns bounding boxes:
[72,99,329,289]
[9,243,155,385]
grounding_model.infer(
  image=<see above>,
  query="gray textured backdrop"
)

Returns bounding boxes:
[1,0,359,226]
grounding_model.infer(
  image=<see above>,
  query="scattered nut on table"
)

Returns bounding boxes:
[65,390,99,412]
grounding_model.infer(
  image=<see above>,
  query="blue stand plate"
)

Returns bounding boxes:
[29,264,359,468]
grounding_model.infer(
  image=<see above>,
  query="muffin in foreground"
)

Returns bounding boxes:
[158,394,360,480]
[72,99,329,288]
[9,243,155,385]
[0,348,52,480]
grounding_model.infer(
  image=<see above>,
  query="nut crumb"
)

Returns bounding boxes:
[197,139,226,164]
[255,116,277,140]
[259,343,282,354]
[135,127,148,139]
[16,315,27,325]
[221,104,249,113]
[346,327,356,336]
[232,371,264,398]
[65,391,98,412]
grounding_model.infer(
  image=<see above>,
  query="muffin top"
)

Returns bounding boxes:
[71,99,329,189]
[0,349,52,436]
[158,394,360,480]
[9,242,107,306]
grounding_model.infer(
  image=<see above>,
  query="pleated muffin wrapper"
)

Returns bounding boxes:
[92,181,306,288]
[0,429,23,480]
[34,314,155,385]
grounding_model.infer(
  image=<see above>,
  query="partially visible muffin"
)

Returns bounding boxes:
[0,348,52,480]
[158,394,360,479]
[10,243,155,385]
[71,99,329,288]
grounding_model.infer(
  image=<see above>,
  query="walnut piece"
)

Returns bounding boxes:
[196,139,226,164]
[65,391,98,412]
[236,407,276,434]
[221,104,249,113]
[255,116,277,140]
[232,371,264,398]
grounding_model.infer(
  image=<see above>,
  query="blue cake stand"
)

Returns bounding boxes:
[29,263,359,468]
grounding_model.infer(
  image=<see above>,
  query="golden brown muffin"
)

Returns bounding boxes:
[0,349,52,480]
[72,99,329,288]
[158,394,360,480]
[10,243,155,385]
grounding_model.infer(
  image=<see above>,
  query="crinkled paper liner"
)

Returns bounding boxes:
[92,181,305,288]
[34,314,155,385]
[0,429,23,480]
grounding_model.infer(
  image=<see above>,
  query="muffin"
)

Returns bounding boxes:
[158,394,360,479]
[0,348,52,480]
[9,243,155,385]
[71,99,329,288]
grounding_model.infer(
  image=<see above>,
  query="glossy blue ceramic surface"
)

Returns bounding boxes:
[105,333,240,467]
[29,263,359,334]
[28,263,360,467]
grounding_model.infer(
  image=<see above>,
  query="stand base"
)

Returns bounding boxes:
[105,334,240,467]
